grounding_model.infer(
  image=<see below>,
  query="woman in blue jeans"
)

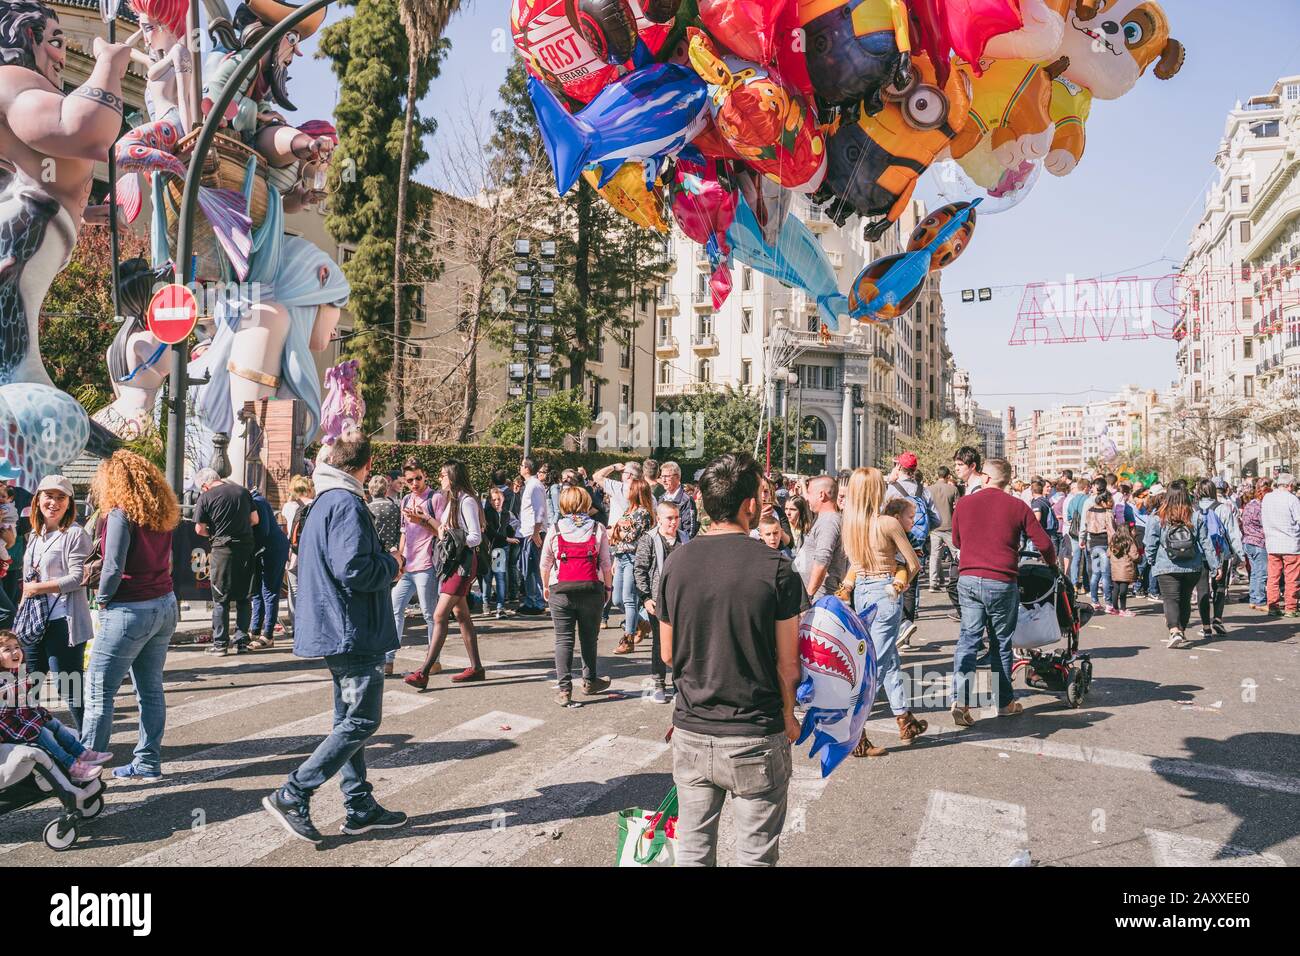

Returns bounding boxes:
[610,478,655,655]
[1085,491,1117,611]
[79,452,180,781]
[1240,479,1270,609]
[837,467,924,756]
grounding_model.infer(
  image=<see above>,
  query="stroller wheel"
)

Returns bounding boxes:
[1065,676,1085,708]
[43,817,78,851]
[82,795,105,820]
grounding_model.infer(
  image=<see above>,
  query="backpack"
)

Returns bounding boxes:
[1199,505,1227,560]
[289,499,314,556]
[553,531,602,593]
[1035,497,1058,534]
[1162,521,1199,562]
[1067,495,1083,538]
[890,481,932,546]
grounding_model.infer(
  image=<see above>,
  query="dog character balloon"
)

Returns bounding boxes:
[796,596,879,777]
[687,30,825,191]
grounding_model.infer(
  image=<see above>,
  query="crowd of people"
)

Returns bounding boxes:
[2,428,1299,863]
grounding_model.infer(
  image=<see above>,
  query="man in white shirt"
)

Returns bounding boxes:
[592,460,641,530]
[1262,474,1300,616]
[518,456,549,614]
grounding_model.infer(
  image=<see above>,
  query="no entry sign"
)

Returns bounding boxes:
[146,283,199,345]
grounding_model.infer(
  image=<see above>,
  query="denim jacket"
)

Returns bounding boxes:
[1143,512,1219,577]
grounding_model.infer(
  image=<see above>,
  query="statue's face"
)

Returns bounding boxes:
[275,29,301,68]
[32,16,66,89]
[138,13,179,55]
[309,303,340,352]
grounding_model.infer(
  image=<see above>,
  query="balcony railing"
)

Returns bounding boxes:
[692,332,719,352]
[691,290,713,310]
[655,335,678,355]
[657,293,679,314]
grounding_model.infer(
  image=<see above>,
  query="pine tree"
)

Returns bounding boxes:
[488,56,670,397]
[319,0,442,432]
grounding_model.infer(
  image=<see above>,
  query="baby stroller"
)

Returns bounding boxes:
[0,742,106,850]
[1011,557,1094,708]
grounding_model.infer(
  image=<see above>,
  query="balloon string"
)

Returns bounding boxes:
[118,342,167,383]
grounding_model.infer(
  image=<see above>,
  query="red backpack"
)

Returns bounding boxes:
[554,532,601,593]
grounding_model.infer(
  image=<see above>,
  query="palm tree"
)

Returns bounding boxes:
[393,0,463,436]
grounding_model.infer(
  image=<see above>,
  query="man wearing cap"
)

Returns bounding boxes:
[1261,474,1300,617]
[193,468,259,655]
[885,453,940,647]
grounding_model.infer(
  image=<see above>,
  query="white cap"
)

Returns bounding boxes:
[35,474,74,497]
[1148,482,1165,496]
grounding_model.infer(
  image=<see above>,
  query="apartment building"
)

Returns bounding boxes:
[1176,75,1298,476]
[655,198,954,473]
[952,368,1005,460]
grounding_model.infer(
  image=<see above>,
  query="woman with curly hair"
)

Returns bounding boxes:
[79,451,180,780]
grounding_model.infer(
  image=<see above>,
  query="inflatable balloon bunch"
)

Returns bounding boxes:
[514,0,1184,329]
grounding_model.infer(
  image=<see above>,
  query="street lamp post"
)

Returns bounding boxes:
[507,239,557,460]
[170,0,334,496]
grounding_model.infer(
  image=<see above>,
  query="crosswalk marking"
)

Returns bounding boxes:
[1146,829,1286,867]
[910,790,1029,867]
[0,690,435,855]
[121,711,543,867]
[391,733,668,867]
[145,673,325,733]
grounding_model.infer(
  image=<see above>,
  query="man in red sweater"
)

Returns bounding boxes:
[950,458,1056,728]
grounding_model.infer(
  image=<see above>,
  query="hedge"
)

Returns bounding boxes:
[370,442,630,490]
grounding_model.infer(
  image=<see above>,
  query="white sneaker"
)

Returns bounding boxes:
[651,686,668,704]
[1165,631,1187,649]
[899,620,919,646]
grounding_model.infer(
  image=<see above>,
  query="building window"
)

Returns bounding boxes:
[1286,82,1300,101]
[806,311,818,333]
[696,272,708,295]
[698,358,712,383]
[658,360,672,386]
[592,381,602,412]
[1240,220,1252,243]
[741,308,752,334]
[803,415,827,442]
[741,359,752,385]
[620,339,631,369]
[1241,262,1251,281]
[1244,375,1254,398]
[1240,184,1250,204]
[1243,337,1253,358]
[621,383,631,410]
[595,334,604,363]
[697,314,714,337]
[658,315,670,341]
[742,268,753,291]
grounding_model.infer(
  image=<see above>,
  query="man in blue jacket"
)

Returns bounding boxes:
[262,428,407,843]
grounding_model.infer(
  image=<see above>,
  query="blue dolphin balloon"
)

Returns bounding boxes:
[849,198,982,323]
[529,65,710,195]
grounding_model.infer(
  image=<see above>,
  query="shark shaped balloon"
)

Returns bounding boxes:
[530,64,710,195]
[796,595,879,777]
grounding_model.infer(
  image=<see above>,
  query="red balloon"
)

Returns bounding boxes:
[697,0,790,65]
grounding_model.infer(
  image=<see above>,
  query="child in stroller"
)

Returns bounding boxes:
[1011,558,1094,707]
[1,631,110,850]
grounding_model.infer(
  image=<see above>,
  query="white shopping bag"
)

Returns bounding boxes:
[1012,600,1061,649]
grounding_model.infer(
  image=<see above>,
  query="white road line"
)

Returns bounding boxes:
[1146,829,1286,867]
[910,790,1029,867]
[121,711,543,867]
[146,673,325,732]
[0,691,434,855]
[391,733,668,867]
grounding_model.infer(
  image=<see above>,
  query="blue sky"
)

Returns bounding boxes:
[288,1,1300,417]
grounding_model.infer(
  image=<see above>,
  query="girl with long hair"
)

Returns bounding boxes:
[404,460,486,687]
[1143,485,1219,648]
[1107,523,1140,616]
[1085,490,1117,611]
[1241,478,1272,610]
[80,451,180,779]
[1193,477,1245,637]
[783,494,811,553]
[836,467,924,756]
[610,476,654,655]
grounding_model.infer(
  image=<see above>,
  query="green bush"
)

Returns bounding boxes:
[370,442,629,490]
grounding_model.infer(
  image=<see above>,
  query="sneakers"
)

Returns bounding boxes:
[1166,629,1188,649]
[112,762,162,781]
[1211,619,1228,636]
[494,609,503,620]
[262,789,323,844]
[650,680,668,704]
[340,803,408,835]
[556,686,574,707]
[450,667,485,683]
[402,671,429,690]
[516,606,545,616]
[68,757,102,783]
[1287,610,1300,619]
[898,620,919,647]
[206,644,228,656]
[1106,606,1121,616]
[79,749,113,766]
[582,676,612,695]
[1201,627,1214,640]
[1116,609,1136,618]
[1147,593,1162,603]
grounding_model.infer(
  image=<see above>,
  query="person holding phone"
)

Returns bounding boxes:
[386,461,443,676]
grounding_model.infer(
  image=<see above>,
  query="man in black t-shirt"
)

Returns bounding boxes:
[194,469,259,655]
[658,452,802,867]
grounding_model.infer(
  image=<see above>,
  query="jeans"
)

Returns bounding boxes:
[614,552,640,636]
[285,651,386,811]
[953,576,1019,709]
[648,616,667,681]
[928,530,953,587]
[521,537,544,610]
[80,594,177,773]
[507,542,522,602]
[1068,536,1084,587]
[853,575,909,715]
[1089,545,1113,605]
[29,618,84,730]
[1197,563,1228,627]
[212,599,251,649]
[549,587,603,690]
[250,546,288,635]
[1244,543,1268,606]
[902,551,924,622]
[389,570,437,664]
[36,718,84,769]
[1158,572,1197,630]
[671,727,792,867]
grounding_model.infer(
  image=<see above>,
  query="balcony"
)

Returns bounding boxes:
[691,290,714,311]
[692,332,719,354]
[871,345,894,367]
[655,335,679,356]
[804,203,832,233]
[658,380,717,397]
[657,293,679,315]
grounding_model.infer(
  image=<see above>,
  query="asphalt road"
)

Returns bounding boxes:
[4,584,1297,867]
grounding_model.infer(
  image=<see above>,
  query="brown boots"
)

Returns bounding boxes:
[852,712,929,758]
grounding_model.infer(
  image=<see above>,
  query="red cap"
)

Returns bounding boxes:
[895,452,918,469]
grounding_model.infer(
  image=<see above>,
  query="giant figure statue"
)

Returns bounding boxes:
[0,0,134,487]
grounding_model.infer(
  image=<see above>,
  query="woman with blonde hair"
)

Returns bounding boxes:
[836,467,926,756]
[80,452,180,780]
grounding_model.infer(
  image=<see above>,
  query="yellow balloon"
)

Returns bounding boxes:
[583,162,670,232]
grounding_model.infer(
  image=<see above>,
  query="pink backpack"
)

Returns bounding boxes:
[554,533,601,592]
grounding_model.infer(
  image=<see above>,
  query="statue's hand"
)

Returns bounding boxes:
[92,30,142,74]
[257,110,287,127]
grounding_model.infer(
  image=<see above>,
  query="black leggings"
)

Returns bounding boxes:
[29,618,84,729]
[1114,582,1130,611]
[1158,573,1198,631]
[1197,563,1228,627]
